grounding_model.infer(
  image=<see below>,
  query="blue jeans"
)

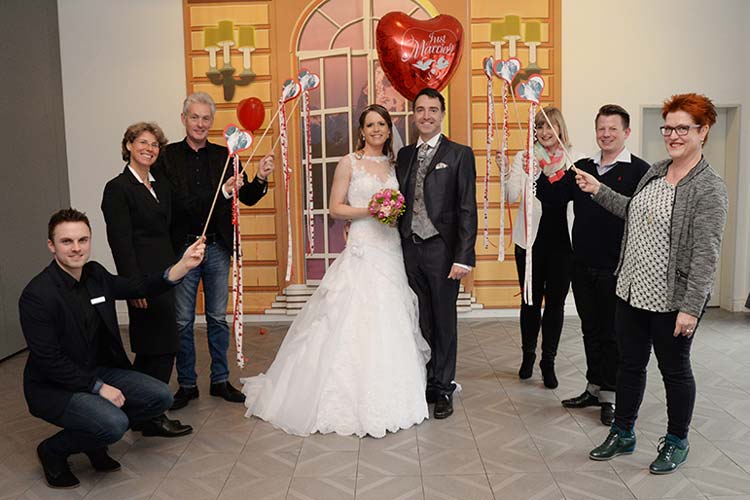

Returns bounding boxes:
[45,367,171,457]
[174,241,231,387]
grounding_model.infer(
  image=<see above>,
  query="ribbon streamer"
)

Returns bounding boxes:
[497,82,511,261]
[230,154,245,368]
[483,62,494,250]
[301,90,314,254]
[523,103,536,306]
[278,98,294,282]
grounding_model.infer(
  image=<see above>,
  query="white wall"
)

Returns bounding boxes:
[562,0,750,310]
[57,0,186,269]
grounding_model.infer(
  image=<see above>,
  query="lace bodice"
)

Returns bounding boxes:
[342,153,401,248]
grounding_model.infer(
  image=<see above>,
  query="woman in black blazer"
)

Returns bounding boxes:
[101,122,191,437]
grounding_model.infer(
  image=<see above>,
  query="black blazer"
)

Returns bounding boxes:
[155,139,268,253]
[19,261,170,421]
[396,135,478,267]
[101,167,178,354]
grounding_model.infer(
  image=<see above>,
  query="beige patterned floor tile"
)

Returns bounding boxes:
[714,440,750,473]
[488,472,565,500]
[682,456,750,496]
[419,446,484,475]
[218,474,291,500]
[617,469,703,499]
[301,433,360,452]
[168,452,237,480]
[82,471,163,500]
[287,476,356,500]
[151,474,229,500]
[0,448,43,480]
[416,420,476,449]
[234,447,299,478]
[360,428,416,451]
[553,469,635,500]
[118,446,181,475]
[357,447,420,476]
[355,475,423,500]
[422,475,493,500]
[294,448,358,477]
[0,479,32,500]
[477,435,548,473]
[245,423,304,454]
[183,428,251,456]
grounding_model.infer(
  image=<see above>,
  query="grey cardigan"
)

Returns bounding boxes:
[593,157,727,317]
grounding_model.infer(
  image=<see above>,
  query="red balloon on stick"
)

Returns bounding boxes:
[375,12,464,101]
[236,97,265,132]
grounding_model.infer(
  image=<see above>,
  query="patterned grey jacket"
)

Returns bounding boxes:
[593,157,727,317]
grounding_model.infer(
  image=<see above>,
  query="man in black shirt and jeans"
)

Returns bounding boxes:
[536,105,650,425]
[158,92,274,409]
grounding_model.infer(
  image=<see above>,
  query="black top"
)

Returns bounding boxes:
[155,138,269,253]
[536,154,650,271]
[53,264,103,369]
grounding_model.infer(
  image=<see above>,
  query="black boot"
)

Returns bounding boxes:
[540,357,558,389]
[518,352,536,379]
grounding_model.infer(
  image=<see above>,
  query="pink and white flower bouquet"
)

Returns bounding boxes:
[368,188,406,225]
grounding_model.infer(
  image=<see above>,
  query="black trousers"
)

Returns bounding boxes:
[571,263,618,393]
[133,353,176,385]
[614,300,696,439]
[402,235,460,396]
[514,244,572,360]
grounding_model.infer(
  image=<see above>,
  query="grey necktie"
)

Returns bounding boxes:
[411,142,439,239]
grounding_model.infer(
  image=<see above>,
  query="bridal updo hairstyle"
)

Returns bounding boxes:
[355,104,395,163]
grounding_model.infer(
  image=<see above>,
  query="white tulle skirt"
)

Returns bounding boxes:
[241,227,430,438]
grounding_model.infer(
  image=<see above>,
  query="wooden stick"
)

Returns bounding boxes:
[507,83,526,133]
[200,153,233,239]
[537,106,579,173]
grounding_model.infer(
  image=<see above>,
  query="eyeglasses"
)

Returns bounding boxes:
[659,125,701,137]
[135,139,160,149]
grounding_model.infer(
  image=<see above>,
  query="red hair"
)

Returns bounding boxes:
[662,93,716,141]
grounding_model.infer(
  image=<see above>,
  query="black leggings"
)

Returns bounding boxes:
[614,300,696,439]
[514,243,572,360]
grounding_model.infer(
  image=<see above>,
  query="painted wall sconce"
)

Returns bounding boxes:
[490,17,544,84]
[204,20,255,101]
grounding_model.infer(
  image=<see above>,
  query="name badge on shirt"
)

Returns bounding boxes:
[90,296,106,305]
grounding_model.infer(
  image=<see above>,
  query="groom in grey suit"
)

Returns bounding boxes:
[396,88,477,419]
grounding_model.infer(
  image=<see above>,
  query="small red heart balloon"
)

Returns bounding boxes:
[236,97,265,133]
[376,12,463,101]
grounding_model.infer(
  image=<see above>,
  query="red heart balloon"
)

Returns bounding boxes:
[236,97,265,133]
[376,12,463,101]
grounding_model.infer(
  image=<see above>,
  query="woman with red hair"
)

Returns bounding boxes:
[574,94,728,474]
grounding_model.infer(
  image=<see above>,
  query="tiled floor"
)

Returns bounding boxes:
[2,309,750,499]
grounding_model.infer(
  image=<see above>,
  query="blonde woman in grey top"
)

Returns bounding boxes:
[574,94,728,475]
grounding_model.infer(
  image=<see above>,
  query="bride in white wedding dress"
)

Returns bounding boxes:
[241,105,430,438]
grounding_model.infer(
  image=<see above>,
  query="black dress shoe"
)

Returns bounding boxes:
[170,386,199,410]
[37,441,79,489]
[140,414,193,437]
[84,448,121,472]
[561,390,600,408]
[434,394,454,419]
[210,381,246,403]
[600,403,615,426]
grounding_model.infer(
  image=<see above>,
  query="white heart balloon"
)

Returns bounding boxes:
[515,74,545,104]
[494,58,521,84]
[224,124,253,154]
